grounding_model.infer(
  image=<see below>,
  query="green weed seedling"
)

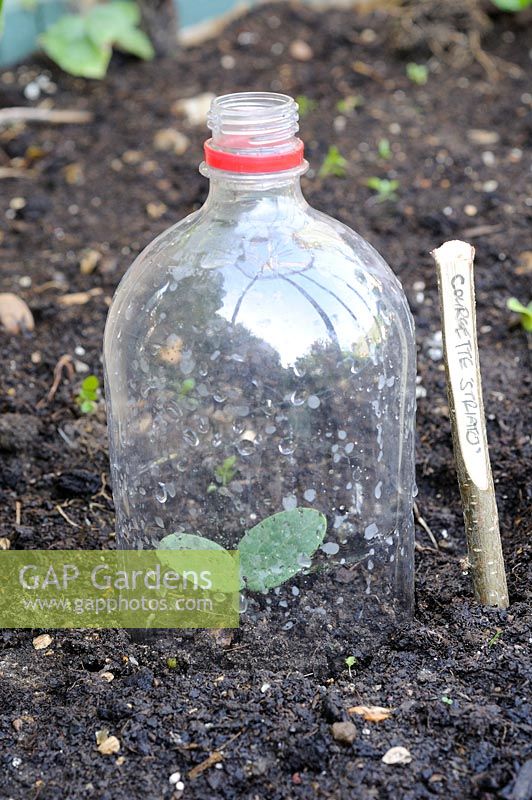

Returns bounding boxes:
[214,455,237,487]
[366,177,399,202]
[336,95,363,114]
[406,62,428,85]
[507,298,532,332]
[40,1,154,79]
[159,507,327,592]
[319,146,348,178]
[296,96,318,117]
[377,138,392,160]
[76,375,100,414]
[345,655,357,678]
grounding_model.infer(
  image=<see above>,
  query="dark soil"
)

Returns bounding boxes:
[0,3,531,799]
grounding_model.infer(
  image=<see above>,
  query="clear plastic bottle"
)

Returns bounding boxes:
[104,92,416,628]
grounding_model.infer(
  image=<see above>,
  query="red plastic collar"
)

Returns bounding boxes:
[204,138,304,173]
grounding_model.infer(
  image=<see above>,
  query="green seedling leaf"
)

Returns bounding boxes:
[40,16,110,79]
[113,25,155,60]
[319,146,348,178]
[82,375,100,393]
[239,508,327,592]
[157,532,237,594]
[40,1,153,79]
[214,455,237,487]
[507,297,532,332]
[406,62,428,85]
[336,95,363,113]
[490,0,531,10]
[345,654,357,677]
[366,177,399,202]
[86,1,140,45]
[377,138,392,160]
[296,95,317,117]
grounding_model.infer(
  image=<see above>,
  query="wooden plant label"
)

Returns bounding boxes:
[432,240,508,609]
[437,246,489,491]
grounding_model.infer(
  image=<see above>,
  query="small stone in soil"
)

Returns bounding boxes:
[331,721,357,744]
[32,634,53,651]
[382,745,412,765]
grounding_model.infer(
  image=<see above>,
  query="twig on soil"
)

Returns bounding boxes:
[187,751,223,780]
[432,239,509,609]
[414,501,439,549]
[0,107,93,127]
[55,504,81,528]
[38,354,74,408]
[0,168,36,180]
[15,501,21,526]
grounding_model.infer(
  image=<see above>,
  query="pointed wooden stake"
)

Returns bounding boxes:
[432,240,509,608]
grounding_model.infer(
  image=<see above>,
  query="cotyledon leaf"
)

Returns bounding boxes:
[239,508,327,592]
[157,533,237,594]
[158,532,225,551]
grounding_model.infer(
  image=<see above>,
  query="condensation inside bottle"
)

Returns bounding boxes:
[104,92,417,631]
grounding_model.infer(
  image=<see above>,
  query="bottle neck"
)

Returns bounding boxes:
[200,164,308,216]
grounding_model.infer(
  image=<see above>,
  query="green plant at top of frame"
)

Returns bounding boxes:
[40,1,154,79]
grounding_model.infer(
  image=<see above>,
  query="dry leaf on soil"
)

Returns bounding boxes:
[348,705,392,722]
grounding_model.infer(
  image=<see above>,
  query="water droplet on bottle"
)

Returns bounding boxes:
[321,541,340,556]
[262,399,275,417]
[213,392,226,403]
[265,424,276,435]
[364,523,379,540]
[291,586,300,597]
[183,429,199,447]
[307,395,320,409]
[155,483,167,504]
[155,516,164,528]
[338,430,347,440]
[289,391,306,406]
[239,593,248,613]
[303,488,316,502]
[232,419,245,435]
[237,439,255,456]
[278,438,295,455]
[197,416,209,434]
[282,621,294,631]
[374,481,382,499]
[166,481,176,498]
[282,494,297,511]
[230,353,245,362]
[293,364,306,378]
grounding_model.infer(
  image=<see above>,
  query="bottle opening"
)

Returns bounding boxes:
[204,92,304,174]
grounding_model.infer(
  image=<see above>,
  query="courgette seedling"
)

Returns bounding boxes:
[159,507,327,593]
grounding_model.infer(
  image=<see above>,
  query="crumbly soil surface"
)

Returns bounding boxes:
[0,3,531,799]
